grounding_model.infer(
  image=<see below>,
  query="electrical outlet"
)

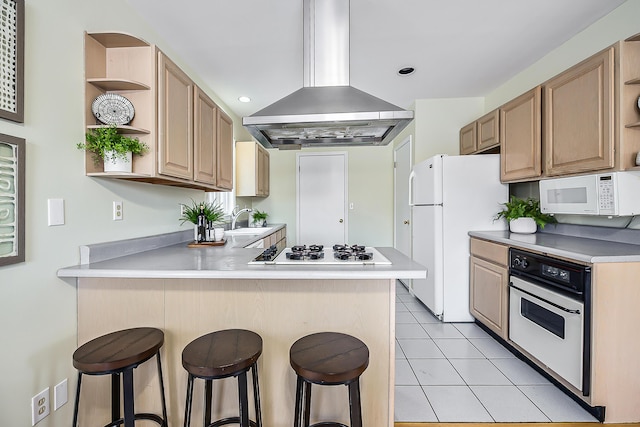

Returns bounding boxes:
[31,388,50,425]
[54,379,68,410]
[180,204,186,216]
[113,201,123,221]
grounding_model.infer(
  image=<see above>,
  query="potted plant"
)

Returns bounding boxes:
[180,199,226,241]
[494,196,556,233]
[251,209,269,227]
[77,125,148,173]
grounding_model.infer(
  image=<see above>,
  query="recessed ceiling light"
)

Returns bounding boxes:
[238,96,251,103]
[397,67,415,76]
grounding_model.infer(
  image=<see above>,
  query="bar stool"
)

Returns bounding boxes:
[289,332,369,427]
[182,329,263,427]
[72,327,168,427]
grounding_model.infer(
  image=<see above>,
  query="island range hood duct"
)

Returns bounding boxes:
[242,0,414,149]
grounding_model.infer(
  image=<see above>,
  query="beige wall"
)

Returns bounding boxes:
[0,1,241,426]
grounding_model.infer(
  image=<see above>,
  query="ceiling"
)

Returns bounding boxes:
[125,0,626,119]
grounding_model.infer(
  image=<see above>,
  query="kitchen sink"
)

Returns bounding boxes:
[225,227,274,236]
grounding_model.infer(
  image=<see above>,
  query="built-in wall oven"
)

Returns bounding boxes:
[508,249,591,396]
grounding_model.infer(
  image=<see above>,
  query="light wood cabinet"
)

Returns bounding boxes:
[544,47,614,176]
[500,86,542,182]
[459,110,500,155]
[543,38,640,177]
[469,238,509,340]
[83,32,233,192]
[459,122,477,155]
[236,141,270,197]
[477,109,500,152]
[158,52,194,180]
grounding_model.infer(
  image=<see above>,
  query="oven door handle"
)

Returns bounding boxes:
[510,283,581,315]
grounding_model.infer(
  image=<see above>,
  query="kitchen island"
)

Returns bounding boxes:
[58,228,426,427]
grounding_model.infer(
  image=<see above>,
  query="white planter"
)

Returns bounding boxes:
[103,150,132,173]
[509,217,537,234]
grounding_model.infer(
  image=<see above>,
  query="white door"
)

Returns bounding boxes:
[297,152,348,246]
[394,136,412,287]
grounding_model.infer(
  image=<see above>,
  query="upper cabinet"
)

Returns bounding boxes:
[459,109,499,155]
[544,47,614,176]
[83,32,233,192]
[236,141,270,197]
[500,86,542,182]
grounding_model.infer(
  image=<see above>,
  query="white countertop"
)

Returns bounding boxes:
[57,226,426,280]
[469,230,640,263]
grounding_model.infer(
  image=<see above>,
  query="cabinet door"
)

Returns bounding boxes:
[544,47,614,176]
[500,86,542,182]
[469,256,508,339]
[158,52,194,180]
[459,122,477,155]
[216,109,234,190]
[257,146,270,196]
[477,109,499,151]
[193,86,217,185]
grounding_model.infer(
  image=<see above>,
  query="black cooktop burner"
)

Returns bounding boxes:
[334,251,373,261]
[285,244,325,261]
[253,244,280,262]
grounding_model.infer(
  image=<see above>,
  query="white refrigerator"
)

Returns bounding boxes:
[409,154,508,322]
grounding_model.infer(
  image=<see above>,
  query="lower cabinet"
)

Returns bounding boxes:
[469,238,509,340]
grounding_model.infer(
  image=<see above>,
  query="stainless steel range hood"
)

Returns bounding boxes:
[242,0,413,149]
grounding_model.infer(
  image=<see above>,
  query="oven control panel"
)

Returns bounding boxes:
[509,249,589,298]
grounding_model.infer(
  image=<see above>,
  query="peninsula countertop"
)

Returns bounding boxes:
[57,226,426,280]
[469,230,640,263]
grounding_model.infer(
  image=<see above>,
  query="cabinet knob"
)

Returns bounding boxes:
[403,220,410,225]
[339,219,344,223]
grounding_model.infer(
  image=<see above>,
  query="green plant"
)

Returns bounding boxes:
[179,199,226,225]
[77,125,149,165]
[494,196,557,229]
[252,209,268,223]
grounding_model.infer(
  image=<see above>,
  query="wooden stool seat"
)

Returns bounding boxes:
[73,327,164,373]
[182,329,263,427]
[290,332,369,427]
[72,327,168,427]
[182,329,262,378]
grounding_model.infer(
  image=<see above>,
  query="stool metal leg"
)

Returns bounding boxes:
[156,351,168,427]
[238,371,250,427]
[184,374,194,427]
[293,376,303,427]
[72,373,82,427]
[303,381,311,427]
[122,368,135,427]
[204,379,213,427]
[348,379,363,427]
[251,363,262,427]
[111,373,121,423]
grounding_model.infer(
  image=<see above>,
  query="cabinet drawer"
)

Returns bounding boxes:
[470,238,508,266]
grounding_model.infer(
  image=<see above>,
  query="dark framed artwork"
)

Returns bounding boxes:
[0,0,24,123]
[0,133,25,266]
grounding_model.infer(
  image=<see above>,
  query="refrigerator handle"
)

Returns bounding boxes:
[408,170,416,206]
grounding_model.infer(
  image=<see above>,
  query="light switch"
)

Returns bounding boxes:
[47,199,65,226]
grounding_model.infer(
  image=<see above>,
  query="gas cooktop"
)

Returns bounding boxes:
[249,244,392,265]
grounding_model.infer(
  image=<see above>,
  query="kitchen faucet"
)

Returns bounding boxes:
[231,206,253,230]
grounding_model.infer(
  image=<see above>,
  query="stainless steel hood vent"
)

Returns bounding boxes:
[242,0,413,149]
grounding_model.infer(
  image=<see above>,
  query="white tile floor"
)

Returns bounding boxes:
[394,282,599,423]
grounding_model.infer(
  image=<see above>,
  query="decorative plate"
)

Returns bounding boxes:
[91,93,135,125]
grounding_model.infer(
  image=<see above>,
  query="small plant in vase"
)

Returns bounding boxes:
[77,125,148,173]
[494,196,556,234]
[180,199,226,242]
[251,209,269,227]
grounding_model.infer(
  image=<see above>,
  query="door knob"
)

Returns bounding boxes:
[403,220,410,225]
[339,219,344,223]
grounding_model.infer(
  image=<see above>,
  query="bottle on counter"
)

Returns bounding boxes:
[197,204,207,242]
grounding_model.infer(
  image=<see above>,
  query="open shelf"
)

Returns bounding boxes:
[88,32,149,48]
[625,32,640,42]
[624,121,640,129]
[87,124,150,135]
[87,78,150,91]
[87,172,152,178]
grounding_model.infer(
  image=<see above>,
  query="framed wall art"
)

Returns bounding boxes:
[0,0,24,123]
[0,133,25,266]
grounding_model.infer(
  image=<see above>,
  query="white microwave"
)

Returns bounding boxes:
[539,172,640,216]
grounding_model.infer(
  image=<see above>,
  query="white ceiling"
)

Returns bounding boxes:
[126,0,626,119]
